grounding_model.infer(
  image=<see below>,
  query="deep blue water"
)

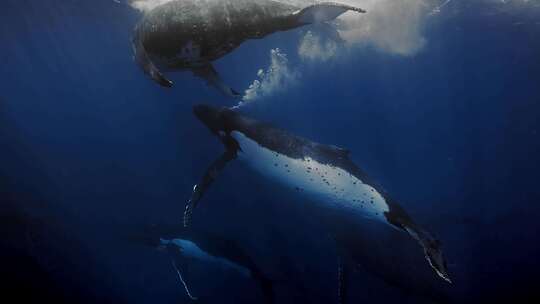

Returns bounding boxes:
[1,0,540,303]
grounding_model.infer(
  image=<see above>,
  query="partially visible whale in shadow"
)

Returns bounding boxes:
[323,208,454,303]
[132,0,366,96]
[134,223,275,303]
[183,105,453,295]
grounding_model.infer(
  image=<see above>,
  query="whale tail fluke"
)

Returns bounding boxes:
[295,2,366,25]
[404,226,452,284]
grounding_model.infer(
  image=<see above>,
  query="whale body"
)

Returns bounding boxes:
[184,104,452,289]
[162,238,252,277]
[132,0,366,96]
[135,224,275,303]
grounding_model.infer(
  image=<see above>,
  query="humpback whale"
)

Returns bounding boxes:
[183,105,452,288]
[132,0,366,96]
[137,224,275,303]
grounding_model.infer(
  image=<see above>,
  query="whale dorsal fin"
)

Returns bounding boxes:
[295,2,366,24]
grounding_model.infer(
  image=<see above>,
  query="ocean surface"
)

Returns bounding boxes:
[1,0,540,303]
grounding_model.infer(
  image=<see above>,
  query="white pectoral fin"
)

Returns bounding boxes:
[296,2,366,24]
[172,259,198,301]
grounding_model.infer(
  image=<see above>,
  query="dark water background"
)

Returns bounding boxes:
[1,0,540,303]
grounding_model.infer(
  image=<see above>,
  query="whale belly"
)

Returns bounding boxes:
[231,131,390,222]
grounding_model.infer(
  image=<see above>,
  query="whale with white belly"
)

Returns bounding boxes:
[184,104,452,289]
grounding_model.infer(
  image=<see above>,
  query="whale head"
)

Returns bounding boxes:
[193,104,228,134]
[193,104,244,136]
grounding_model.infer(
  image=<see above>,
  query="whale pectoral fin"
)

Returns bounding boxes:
[405,227,453,284]
[295,3,366,25]
[171,258,198,301]
[184,145,238,227]
[132,38,173,88]
[192,64,241,98]
[148,65,173,88]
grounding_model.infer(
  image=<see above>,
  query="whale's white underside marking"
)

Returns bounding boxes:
[164,238,251,278]
[231,131,390,222]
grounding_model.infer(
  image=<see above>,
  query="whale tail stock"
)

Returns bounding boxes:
[295,2,366,25]
[132,31,173,88]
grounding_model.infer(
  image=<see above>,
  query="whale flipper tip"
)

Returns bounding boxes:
[192,64,242,98]
[133,35,173,89]
[151,70,173,88]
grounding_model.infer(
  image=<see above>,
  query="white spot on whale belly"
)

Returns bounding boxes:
[231,131,390,222]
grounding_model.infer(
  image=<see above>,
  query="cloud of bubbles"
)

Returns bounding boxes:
[298,30,339,62]
[286,0,433,57]
[233,48,299,108]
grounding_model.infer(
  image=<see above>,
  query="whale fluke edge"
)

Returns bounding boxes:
[295,2,366,24]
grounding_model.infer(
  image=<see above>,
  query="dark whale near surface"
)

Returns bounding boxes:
[182,104,453,294]
[132,0,366,96]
